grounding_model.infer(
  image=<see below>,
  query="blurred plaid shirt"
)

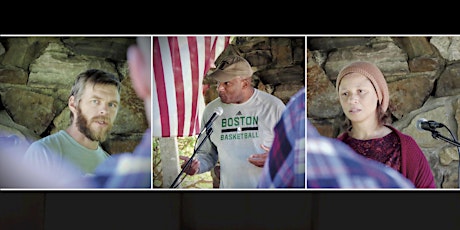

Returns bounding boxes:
[307,123,415,189]
[258,88,305,188]
[91,129,152,188]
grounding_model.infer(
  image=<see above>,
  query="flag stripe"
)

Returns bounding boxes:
[169,37,185,136]
[153,36,230,137]
[187,36,200,137]
[152,38,170,136]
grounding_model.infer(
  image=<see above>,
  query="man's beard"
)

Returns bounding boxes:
[76,106,112,142]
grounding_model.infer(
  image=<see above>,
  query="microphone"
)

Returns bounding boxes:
[416,118,445,131]
[199,107,223,135]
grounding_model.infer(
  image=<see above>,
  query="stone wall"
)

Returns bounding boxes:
[307,36,460,188]
[204,36,305,104]
[0,36,148,155]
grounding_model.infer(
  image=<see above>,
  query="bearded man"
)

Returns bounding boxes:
[23,69,121,176]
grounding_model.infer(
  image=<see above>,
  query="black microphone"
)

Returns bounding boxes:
[416,118,445,131]
[199,107,223,135]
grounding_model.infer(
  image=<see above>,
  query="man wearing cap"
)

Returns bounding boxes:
[180,55,286,188]
[336,61,435,188]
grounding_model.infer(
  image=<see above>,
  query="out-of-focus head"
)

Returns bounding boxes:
[127,36,151,126]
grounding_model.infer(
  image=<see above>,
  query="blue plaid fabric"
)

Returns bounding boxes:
[258,88,305,188]
[91,129,152,188]
[307,124,415,189]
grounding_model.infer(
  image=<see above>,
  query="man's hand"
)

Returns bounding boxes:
[179,156,200,175]
[247,144,270,168]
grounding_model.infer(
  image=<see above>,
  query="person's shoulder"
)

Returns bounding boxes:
[386,125,417,142]
[26,131,67,152]
[285,88,305,107]
[256,89,280,99]
[336,131,347,140]
[255,89,286,106]
[35,130,65,142]
[28,135,51,148]
[204,99,223,114]
[289,88,305,101]
[206,94,224,107]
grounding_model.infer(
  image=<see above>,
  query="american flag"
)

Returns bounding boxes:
[152,36,230,137]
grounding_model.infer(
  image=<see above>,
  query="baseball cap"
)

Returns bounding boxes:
[208,55,253,82]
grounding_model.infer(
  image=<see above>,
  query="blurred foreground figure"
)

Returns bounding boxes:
[90,36,152,188]
[307,120,415,188]
[258,88,305,188]
[0,134,93,188]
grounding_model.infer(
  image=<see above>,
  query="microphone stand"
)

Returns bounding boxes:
[430,129,460,188]
[169,127,213,188]
[431,130,460,147]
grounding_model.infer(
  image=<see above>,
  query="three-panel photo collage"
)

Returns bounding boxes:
[1,35,455,190]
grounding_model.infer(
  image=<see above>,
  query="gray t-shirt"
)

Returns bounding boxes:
[23,130,110,176]
[196,89,286,188]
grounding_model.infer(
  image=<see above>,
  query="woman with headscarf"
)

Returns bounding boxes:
[335,61,436,188]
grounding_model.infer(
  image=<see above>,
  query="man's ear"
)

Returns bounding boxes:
[68,95,77,113]
[242,78,251,89]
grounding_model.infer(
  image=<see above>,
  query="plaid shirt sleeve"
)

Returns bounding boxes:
[90,129,152,188]
[258,88,305,188]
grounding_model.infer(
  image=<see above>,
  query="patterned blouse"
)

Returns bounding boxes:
[342,131,401,172]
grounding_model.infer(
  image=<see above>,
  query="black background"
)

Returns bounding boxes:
[2,190,460,229]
